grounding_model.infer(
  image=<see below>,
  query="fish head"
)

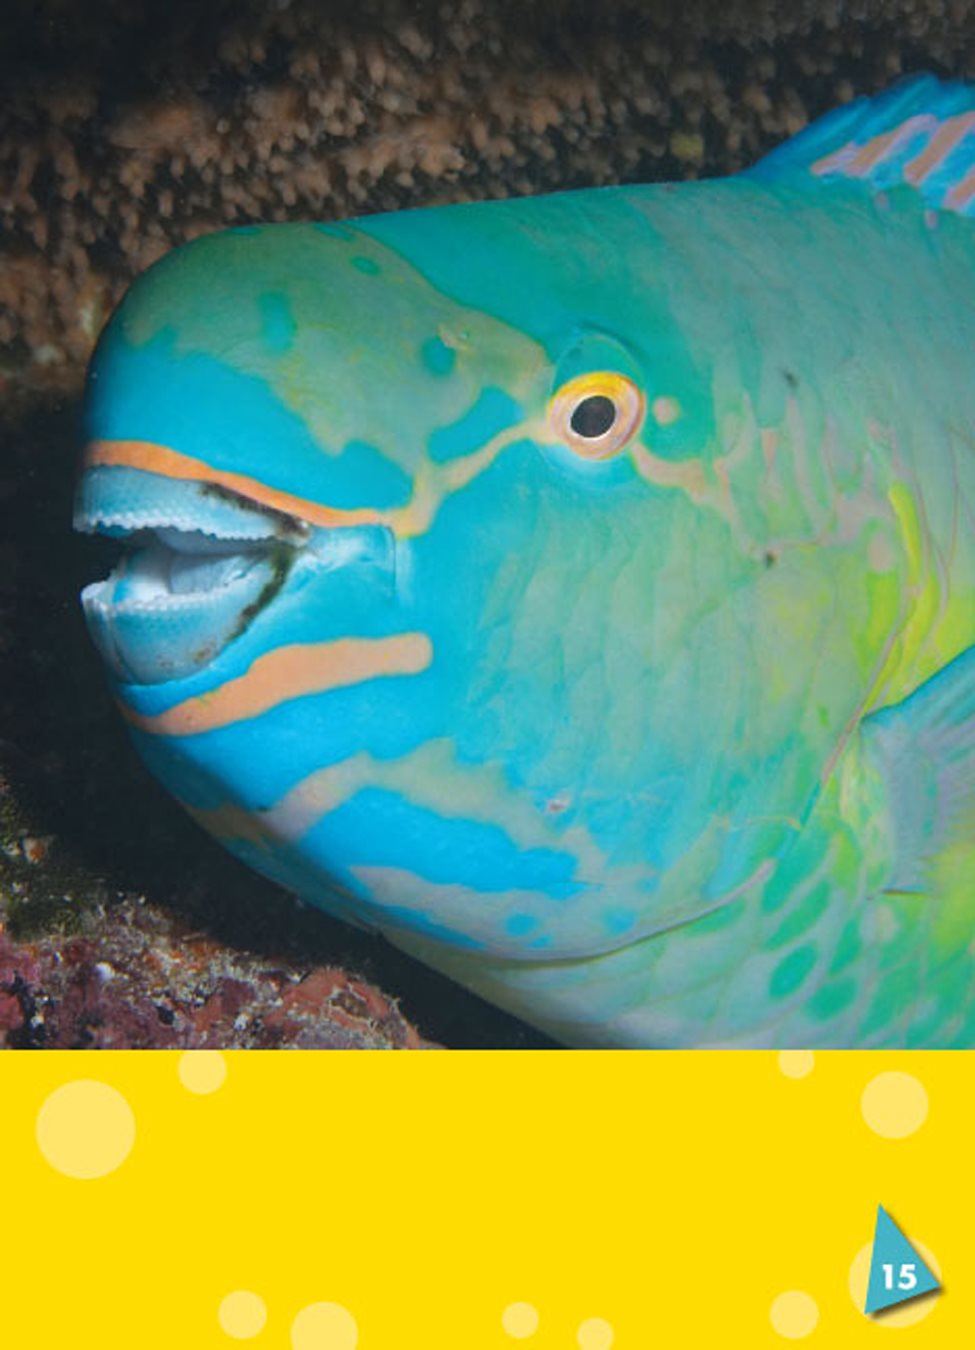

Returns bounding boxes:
[75,191,887,969]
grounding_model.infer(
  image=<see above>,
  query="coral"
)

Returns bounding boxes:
[0,900,434,1049]
[1,746,435,1048]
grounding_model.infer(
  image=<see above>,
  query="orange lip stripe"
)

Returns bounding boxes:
[85,438,385,530]
[121,634,434,736]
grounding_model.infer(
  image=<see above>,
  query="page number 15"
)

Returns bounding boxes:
[882,1264,917,1292]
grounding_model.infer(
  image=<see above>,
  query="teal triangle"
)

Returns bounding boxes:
[865,1206,941,1315]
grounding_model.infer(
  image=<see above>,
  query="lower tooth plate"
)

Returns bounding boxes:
[82,554,278,685]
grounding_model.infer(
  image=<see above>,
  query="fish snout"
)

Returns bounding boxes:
[74,455,396,685]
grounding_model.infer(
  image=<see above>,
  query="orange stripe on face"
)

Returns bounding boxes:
[85,439,385,530]
[121,634,433,736]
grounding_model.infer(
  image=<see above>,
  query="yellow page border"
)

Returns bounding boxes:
[1,1050,966,1347]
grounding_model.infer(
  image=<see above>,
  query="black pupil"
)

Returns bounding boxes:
[570,394,617,439]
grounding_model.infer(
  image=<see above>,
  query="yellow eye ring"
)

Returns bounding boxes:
[548,371,645,460]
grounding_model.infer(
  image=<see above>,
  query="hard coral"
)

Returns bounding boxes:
[0,899,435,1049]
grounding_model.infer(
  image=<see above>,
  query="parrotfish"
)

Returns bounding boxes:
[75,75,975,1047]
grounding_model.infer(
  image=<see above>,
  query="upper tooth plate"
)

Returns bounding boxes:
[74,465,290,540]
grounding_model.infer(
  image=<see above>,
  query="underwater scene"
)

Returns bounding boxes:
[3,0,975,1049]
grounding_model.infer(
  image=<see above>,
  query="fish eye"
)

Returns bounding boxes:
[548,371,645,459]
[571,395,616,438]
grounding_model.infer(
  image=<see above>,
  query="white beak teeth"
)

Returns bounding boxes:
[75,465,304,685]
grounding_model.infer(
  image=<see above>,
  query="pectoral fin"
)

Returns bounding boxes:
[861,643,975,900]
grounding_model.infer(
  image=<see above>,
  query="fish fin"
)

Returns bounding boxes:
[748,73,975,217]
[860,643,975,895]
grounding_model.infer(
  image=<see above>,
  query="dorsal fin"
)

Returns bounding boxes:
[747,73,975,217]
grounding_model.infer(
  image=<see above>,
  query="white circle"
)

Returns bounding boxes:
[577,1317,614,1350]
[502,1302,539,1338]
[770,1290,819,1339]
[218,1290,267,1339]
[291,1302,358,1350]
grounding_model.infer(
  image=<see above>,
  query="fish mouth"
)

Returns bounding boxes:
[75,463,389,685]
